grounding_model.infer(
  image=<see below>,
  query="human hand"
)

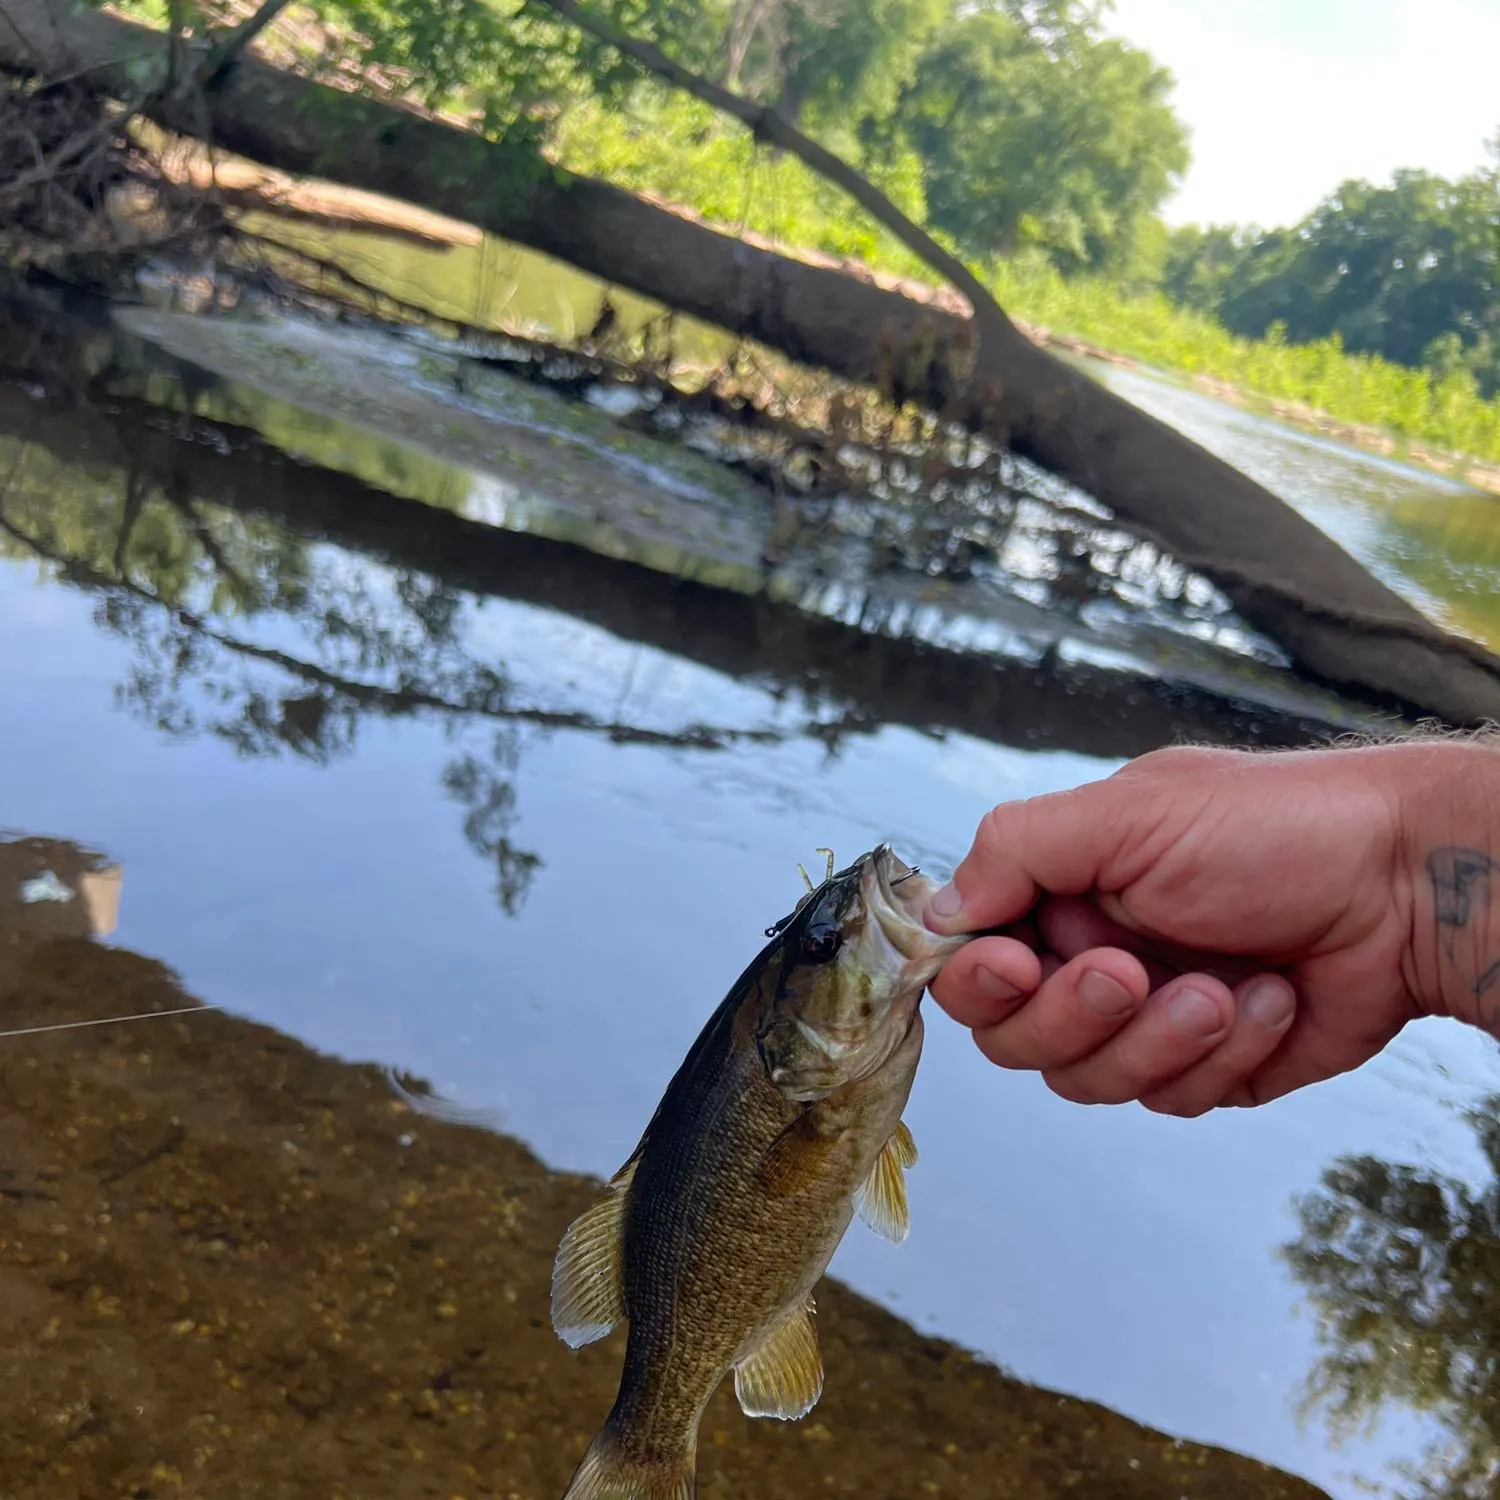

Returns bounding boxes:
[923,740,1500,1115]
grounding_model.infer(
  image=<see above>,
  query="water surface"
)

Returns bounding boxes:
[1089,360,1500,650]
[3,283,1500,1500]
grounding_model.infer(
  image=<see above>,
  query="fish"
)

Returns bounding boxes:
[550,844,972,1500]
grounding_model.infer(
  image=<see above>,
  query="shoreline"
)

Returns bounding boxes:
[1032,329,1500,499]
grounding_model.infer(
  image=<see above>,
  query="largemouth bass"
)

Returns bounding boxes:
[551,844,971,1500]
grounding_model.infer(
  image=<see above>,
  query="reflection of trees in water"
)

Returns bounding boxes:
[1282,1096,1500,1499]
[441,731,542,918]
[0,440,861,916]
[1364,491,1500,654]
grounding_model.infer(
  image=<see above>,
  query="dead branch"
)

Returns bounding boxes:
[200,0,295,87]
[523,0,1004,347]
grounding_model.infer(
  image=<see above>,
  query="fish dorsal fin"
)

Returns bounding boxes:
[855,1121,916,1244]
[733,1300,824,1420]
[551,1160,636,1349]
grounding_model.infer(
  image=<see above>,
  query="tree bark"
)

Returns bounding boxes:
[4,0,1499,723]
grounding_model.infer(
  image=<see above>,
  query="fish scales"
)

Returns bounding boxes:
[551,845,969,1500]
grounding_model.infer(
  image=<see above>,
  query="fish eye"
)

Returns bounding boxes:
[801,923,842,964]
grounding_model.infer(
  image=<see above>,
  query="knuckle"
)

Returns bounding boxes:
[972,1027,1022,1071]
[973,802,1019,860]
[1135,744,1242,775]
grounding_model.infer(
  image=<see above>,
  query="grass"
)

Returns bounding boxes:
[988,257,1500,467]
[553,94,1500,469]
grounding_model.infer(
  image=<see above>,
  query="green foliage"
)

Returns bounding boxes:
[893,0,1188,272]
[988,252,1500,464]
[1161,223,1257,316]
[1164,145,1500,401]
[714,0,949,129]
[553,90,939,272]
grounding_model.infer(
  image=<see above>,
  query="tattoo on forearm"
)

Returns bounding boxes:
[1427,847,1500,1012]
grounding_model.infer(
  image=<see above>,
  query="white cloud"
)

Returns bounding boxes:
[1106,0,1500,228]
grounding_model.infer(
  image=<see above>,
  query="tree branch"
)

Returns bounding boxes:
[523,0,1008,343]
[4,0,1499,721]
[200,0,295,87]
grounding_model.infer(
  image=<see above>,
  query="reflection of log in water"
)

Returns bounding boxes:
[0,353,1346,765]
[0,936,1331,1499]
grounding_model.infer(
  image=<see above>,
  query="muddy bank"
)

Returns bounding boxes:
[0,924,1329,1500]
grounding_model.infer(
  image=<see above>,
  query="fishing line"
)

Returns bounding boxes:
[2,1014,501,1129]
[0,1004,222,1040]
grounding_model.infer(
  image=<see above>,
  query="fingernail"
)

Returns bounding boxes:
[1078,968,1135,1018]
[1244,977,1294,1027]
[1169,986,1227,1039]
[973,964,1022,1003]
[925,882,964,925]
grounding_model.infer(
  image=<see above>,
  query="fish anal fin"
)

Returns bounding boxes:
[855,1125,913,1244]
[551,1161,636,1349]
[562,1427,694,1500]
[734,1303,824,1421]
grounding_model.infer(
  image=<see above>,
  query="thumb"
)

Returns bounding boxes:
[924,776,1144,934]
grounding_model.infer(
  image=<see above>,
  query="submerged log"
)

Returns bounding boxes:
[3,0,1499,723]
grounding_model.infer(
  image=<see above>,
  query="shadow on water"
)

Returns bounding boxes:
[0,282,1362,786]
[2,279,1498,1500]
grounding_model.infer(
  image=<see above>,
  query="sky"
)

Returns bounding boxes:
[1104,0,1500,229]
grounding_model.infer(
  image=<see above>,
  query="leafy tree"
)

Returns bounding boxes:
[1167,134,1500,398]
[717,0,948,130]
[1161,223,1258,316]
[892,0,1189,272]
[1282,1099,1500,1499]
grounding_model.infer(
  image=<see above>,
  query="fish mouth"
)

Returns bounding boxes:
[862,844,942,958]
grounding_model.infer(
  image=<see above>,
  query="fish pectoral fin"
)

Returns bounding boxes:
[551,1161,635,1349]
[855,1123,915,1244]
[891,1118,918,1168]
[754,1108,836,1198]
[733,1302,824,1421]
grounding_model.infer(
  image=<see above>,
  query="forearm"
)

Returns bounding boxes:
[1391,736,1500,1032]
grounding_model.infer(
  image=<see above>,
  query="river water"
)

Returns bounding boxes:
[2,265,1498,1500]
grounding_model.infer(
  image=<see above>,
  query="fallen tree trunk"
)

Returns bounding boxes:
[4,0,1499,724]
[158,151,483,249]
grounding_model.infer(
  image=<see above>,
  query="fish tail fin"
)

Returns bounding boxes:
[561,1425,695,1500]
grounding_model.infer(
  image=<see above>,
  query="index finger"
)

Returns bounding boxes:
[924,778,1139,934]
